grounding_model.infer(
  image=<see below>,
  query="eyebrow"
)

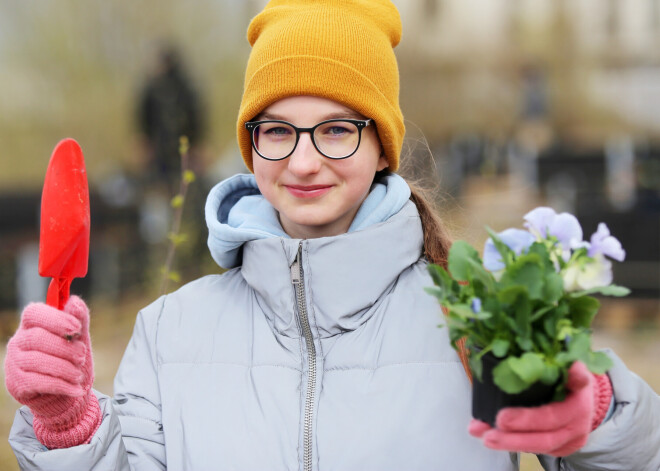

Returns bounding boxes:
[257,110,365,121]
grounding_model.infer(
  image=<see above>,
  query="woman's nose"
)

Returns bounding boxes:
[287,133,323,175]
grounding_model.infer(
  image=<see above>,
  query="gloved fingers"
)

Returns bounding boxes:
[9,350,84,386]
[12,327,86,365]
[495,394,589,432]
[20,303,83,339]
[468,419,492,438]
[5,366,84,400]
[482,426,587,456]
[496,366,593,432]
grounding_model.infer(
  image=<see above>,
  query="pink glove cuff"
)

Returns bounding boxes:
[33,392,102,449]
[591,373,613,431]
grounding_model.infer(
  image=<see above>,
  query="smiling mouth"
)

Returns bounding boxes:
[285,184,333,199]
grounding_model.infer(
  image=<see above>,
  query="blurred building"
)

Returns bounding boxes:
[394,0,660,144]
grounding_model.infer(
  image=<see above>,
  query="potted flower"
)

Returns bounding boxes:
[425,207,629,426]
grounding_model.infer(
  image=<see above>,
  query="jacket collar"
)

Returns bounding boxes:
[240,201,423,338]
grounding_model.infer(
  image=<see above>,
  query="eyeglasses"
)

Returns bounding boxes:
[245,118,373,161]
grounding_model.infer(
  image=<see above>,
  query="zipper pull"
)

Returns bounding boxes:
[290,258,300,284]
[290,242,303,284]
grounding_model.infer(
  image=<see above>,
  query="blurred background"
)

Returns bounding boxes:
[0,1,659,470]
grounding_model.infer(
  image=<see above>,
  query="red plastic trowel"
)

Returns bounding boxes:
[38,138,90,310]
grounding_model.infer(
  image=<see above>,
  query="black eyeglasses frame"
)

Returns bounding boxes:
[244,118,373,161]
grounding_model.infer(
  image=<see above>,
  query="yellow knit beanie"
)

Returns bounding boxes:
[237,0,405,172]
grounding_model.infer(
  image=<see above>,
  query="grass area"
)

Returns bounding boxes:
[0,295,657,470]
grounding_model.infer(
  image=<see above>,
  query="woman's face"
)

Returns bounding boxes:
[252,96,388,239]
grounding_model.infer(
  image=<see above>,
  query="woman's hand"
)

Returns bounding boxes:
[4,296,102,449]
[468,361,613,457]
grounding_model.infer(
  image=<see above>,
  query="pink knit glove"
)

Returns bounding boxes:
[4,296,102,449]
[468,361,613,457]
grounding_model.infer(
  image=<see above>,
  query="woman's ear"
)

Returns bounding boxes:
[377,151,389,171]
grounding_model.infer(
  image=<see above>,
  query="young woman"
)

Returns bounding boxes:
[5,1,660,470]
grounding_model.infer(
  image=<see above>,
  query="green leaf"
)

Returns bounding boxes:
[565,331,591,359]
[512,293,533,347]
[570,285,631,298]
[539,362,560,385]
[508,352,545,384]
[568,296,600,328]
[499,257,544,300]
[491,338,510,357]
[497,285,527,305]
[465,257,495,291]
[469,355,484,382]
[533,331,552,353]
[423,286,445,300]
[542,272,564,304]
[426,264,457,300]
[448,241,482,281]
[493,357,531,394]
[556,319,576,341]
[530,305,555,322]
[449,304,492,320]
[583,351,613,375]
[527,242,551,267]
[516,336,533,351]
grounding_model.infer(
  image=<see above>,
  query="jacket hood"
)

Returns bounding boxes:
[205,173,411,269]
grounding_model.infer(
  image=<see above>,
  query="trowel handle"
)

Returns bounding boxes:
[46,278,71,310]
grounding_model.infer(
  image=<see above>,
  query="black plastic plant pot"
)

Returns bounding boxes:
[472,352,557,427]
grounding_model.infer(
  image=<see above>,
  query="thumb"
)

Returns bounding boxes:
[567,361,592,393]
[469,419,492,438]
[63,296,90,337]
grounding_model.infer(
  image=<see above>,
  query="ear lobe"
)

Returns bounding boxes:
[377,154,389,171]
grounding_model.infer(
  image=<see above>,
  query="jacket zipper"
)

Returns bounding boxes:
[291,242,316,471]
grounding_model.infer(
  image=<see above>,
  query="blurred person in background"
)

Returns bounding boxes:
[137,43,204,193]
[136,43,209,275]
[4,1,660,470]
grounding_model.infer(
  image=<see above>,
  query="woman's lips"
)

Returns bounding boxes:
[285,184,332,198]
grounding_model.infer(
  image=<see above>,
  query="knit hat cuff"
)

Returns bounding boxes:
[237,55,404,172]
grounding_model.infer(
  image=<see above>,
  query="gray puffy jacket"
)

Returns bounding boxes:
[9,177,660,470]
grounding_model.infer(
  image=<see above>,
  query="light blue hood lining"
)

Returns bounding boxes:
[205,173,411,269]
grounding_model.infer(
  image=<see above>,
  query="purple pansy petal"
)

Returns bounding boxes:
[500,228,537,254]
[588,223,626,261]
[471,298,482,313]
[483,228,535,272]
[523,207,557,237]
[483,238,505,271]
[549,213,583,249]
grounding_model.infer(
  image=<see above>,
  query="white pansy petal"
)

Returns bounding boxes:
[562,266,580,292]
[577,255,613,290]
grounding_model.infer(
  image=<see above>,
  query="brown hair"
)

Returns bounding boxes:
[376,170,473,383]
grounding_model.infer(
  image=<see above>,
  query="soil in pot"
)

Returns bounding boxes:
[472,352,557,427]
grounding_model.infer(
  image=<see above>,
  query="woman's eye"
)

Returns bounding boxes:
[263,126,291,136]
[325,125,352,136]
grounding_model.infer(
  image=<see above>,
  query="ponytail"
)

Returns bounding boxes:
[405,179,473,384]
